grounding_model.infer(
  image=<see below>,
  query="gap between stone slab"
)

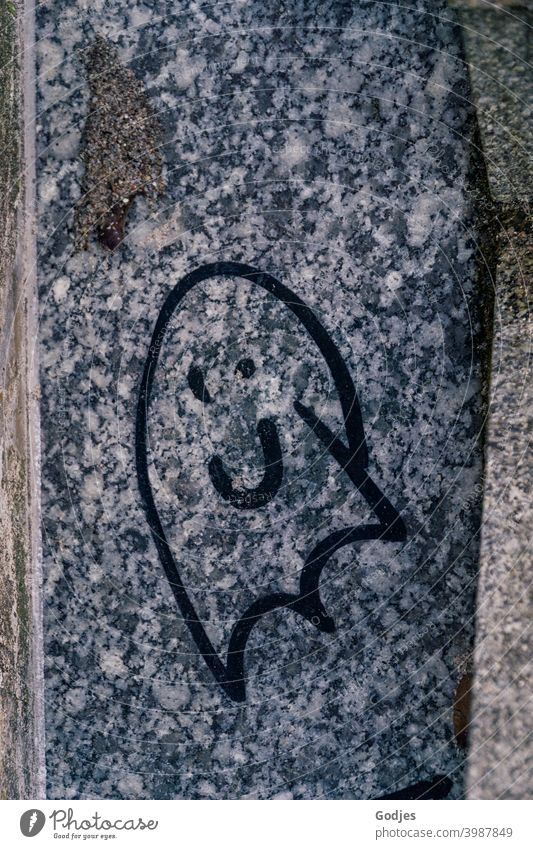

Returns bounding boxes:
[0,0,45,799]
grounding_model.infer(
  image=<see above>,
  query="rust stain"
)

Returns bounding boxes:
[454,673,473,750]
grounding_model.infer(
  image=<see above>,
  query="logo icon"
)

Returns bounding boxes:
[20,810,46,837]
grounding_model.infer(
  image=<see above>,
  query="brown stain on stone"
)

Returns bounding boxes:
[76,35,165,251]
[98,199,132,251]
[453,673,473,749]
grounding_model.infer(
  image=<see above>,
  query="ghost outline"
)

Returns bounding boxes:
[136,261,406,702]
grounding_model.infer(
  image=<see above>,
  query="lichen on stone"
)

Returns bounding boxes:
[75,35,165,250]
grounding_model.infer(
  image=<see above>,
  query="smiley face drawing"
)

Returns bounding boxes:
[136,261,406,702]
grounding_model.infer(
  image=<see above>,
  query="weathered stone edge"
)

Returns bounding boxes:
[453,2,533,800]
[0,0,45,799]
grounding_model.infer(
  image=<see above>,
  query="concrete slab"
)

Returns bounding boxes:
[467,214,532,799]
[450,0,532,800]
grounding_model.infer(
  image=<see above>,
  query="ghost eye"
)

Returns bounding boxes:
[187,364,212,404]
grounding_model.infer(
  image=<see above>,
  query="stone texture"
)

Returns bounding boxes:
[36,0,489,799]
[467,216,533,799]
[448,0,533,801]
[454,3,532,203]
[0,0,44,799]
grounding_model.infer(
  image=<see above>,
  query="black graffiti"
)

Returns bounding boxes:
[208,418,283,509]
[136,261,406,702]
[189,355,284,507]
[376,775,453,800]
[187,363,212,404]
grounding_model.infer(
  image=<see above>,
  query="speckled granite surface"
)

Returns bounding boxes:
[36,0,487,799]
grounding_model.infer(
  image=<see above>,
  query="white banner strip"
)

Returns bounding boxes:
[3,799,531,848]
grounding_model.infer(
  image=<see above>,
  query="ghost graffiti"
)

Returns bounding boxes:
[136,261,406,702]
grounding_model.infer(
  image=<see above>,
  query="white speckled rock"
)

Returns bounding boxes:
[37,0,488,799]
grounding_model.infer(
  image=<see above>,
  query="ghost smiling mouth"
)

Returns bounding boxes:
[136,261,406,702]
[188,357,284,510]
